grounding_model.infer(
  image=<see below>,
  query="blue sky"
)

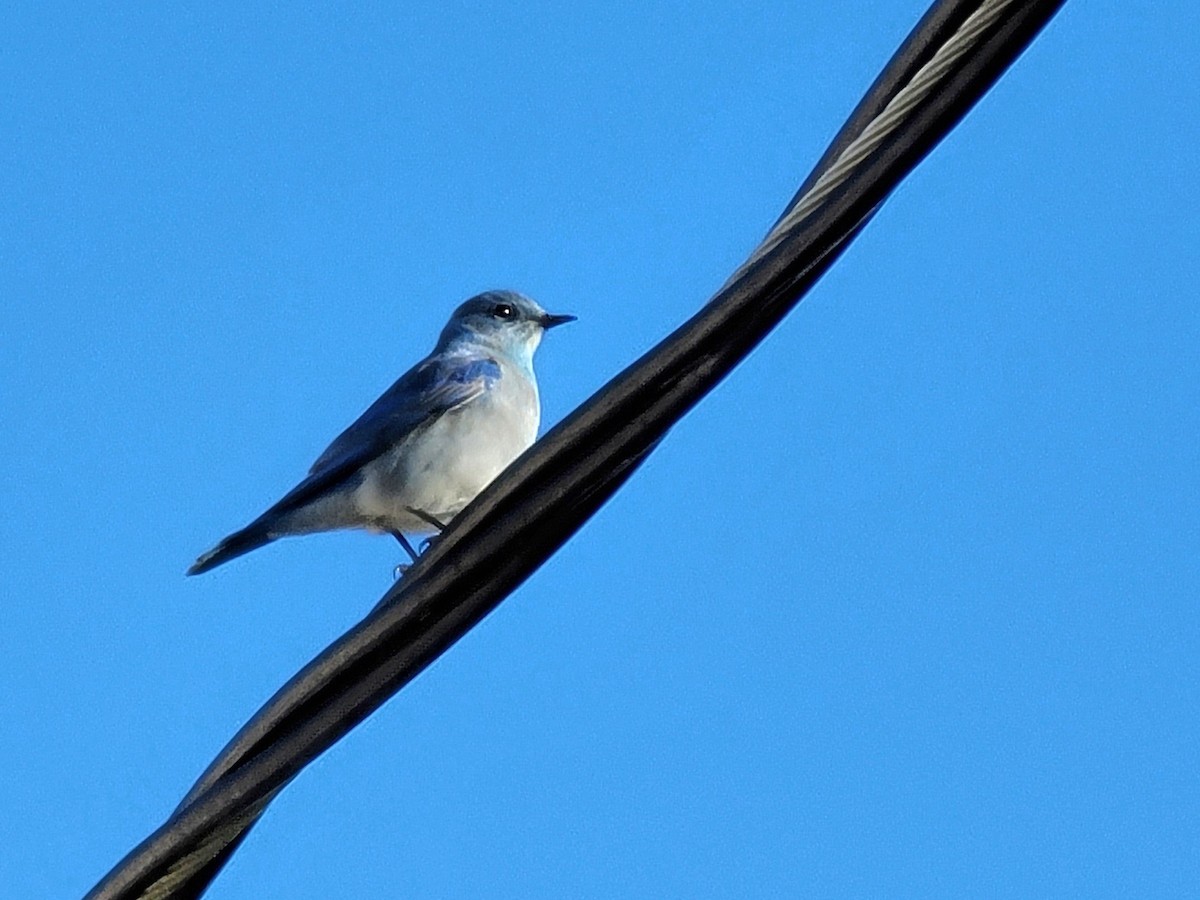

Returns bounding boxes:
[3,2,1198,897]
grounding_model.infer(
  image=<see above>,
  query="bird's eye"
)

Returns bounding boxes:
[492,303,515,319]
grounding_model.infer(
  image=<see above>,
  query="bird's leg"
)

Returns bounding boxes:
[389,530,419,580]
[389,529,420,564]
[406,507,447,532]
[405,507,447,552]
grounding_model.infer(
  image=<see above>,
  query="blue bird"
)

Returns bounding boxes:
[188,291,574,575]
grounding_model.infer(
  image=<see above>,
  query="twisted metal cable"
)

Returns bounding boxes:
[746,0,1018,273]
[83,2,1066,897]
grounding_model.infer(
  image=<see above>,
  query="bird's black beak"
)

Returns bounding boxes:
[539,313,577,330]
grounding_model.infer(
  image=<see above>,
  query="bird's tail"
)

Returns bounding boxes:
[187,520,276,576]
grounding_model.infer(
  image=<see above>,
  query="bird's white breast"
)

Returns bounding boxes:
[353,360,540,532]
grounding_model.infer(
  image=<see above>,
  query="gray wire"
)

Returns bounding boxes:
[740,0,1017,275]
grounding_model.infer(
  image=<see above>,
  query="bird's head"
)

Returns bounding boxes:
[437,291,575,365]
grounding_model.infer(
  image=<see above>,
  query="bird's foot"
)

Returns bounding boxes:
[389,522,444,577]
[388,529,420,563]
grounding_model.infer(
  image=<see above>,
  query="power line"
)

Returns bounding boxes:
[84,2,1068,897]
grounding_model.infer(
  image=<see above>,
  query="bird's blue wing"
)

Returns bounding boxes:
[310,354,501,475]
[257,354,501,520]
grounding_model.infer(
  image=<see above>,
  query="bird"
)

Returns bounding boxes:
[187,290,575,576]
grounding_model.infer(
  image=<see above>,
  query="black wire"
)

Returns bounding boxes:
[84,2,1068,897]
